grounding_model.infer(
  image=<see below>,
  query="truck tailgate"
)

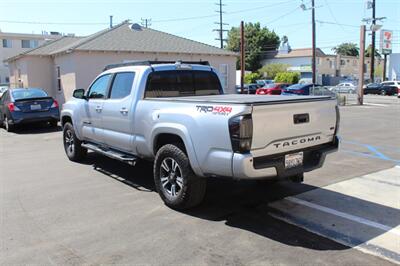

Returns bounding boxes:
[251,99,337,157]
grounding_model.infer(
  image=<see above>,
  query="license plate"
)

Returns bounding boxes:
[285,152,303,169]
[30,104,41,110]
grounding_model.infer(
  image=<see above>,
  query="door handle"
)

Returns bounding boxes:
[120,107,128,115]
[95,106,102,112]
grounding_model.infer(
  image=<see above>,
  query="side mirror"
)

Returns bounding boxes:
[73,88,86,100]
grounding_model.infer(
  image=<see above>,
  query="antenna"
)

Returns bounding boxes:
[141,18,152,28]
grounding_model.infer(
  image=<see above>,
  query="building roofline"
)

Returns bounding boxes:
[4,36,73,63]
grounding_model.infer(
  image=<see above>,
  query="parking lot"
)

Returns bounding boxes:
[0,95,399,265]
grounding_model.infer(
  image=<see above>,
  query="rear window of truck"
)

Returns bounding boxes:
[145,70,223,98]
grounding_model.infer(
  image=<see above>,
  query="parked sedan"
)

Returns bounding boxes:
[0,88,60,132]
[236,84,259,94]
[282,83,322,96]
[256,83,290,95]
[363,83,382,95]
[330,82,356,94]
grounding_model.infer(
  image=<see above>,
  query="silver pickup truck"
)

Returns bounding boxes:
[61,61,339,210]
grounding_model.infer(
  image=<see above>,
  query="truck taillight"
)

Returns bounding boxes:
[229,115,253,153]
[334,105,340,136]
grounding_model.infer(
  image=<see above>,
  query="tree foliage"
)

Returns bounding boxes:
[332,42,359,56]
[244,72,262,84]
[274,72,300,84]
[226,22,280,72]
[365,44,382,58]
[258,63,289,79]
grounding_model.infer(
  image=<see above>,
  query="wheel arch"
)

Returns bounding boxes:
[151,125,203,177]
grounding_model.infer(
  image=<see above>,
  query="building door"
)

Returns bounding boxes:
[81,74,111,144]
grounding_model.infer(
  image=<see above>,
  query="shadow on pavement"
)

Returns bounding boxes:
[78,152,400,253]
[5,123,61,134]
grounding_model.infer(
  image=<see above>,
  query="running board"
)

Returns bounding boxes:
[82,143,137,166]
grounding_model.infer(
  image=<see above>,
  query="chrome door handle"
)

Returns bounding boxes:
[120,107,128,115]
[95,106,102,112]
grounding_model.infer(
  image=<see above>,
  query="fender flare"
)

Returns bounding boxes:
[151,123,204,177]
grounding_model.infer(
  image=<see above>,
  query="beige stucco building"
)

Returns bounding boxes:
[0,31,61,85]
[6,22,237,104]
[262,46,382,84]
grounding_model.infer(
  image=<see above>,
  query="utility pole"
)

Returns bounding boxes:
[213,0,228,49]
[109,15,113,28]
[311,0,316,84]
[240,21,245,94]
[358,25,366,105]
[370,0,376,82]
[141,18,152,28]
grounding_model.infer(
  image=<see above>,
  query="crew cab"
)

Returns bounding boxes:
[61,61,339,210]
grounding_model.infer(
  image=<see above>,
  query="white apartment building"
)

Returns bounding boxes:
[0,31,61,85]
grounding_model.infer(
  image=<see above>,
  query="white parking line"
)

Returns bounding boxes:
[286,196,400,237]
[363,103,389,107]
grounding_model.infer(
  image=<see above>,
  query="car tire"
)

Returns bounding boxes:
[381,90,386,96]
[154,144,206,210]
[3,116,14,132]
[63,122,87,162]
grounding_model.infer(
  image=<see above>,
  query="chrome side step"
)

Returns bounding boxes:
[82,143,137,166]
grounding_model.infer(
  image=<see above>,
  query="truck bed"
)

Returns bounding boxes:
[147,94,333,105]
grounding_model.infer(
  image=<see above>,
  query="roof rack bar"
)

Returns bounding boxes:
[103,60,210,71]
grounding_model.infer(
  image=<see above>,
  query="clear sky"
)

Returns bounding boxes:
[0,0,399,54]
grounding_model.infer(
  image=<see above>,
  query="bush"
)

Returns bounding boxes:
[244,72,262,84]
[274,72,300,84]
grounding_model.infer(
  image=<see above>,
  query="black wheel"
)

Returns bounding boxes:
[381,90,386,96]
[63,122,87,162]
[3,116,14,132]
[154,144,206,210]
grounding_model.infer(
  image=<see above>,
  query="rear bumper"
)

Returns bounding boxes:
[232,136,339,180]
[9,109,60,125]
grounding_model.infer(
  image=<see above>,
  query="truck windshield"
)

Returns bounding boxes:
[145,70,223,98]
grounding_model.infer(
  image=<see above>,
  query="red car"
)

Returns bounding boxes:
[256,83,290,95]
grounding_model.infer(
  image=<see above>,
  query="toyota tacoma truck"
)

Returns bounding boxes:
[61,61,339,210]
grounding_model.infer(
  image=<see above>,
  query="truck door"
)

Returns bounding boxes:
[81,74,112,144]
[101,72,136,153]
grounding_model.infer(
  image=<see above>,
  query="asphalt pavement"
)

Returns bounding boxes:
[0,95,399,265]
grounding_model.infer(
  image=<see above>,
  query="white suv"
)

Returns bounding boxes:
[381,81,400,98]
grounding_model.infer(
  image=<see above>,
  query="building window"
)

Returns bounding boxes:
[340,59,345,66]
[317,58,321,65]
[56,66,61,91]
[329,60,335,69]
[219,64,228,90]
[21,40,39,49]
[2,39,12,48]
[5,77,10,83]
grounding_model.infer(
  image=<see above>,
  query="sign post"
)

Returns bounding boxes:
[380,29,393,81]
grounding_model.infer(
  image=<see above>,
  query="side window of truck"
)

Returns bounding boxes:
[87,74,111,99]
[109,72,135,99]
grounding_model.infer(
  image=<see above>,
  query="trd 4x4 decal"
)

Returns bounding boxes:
[196,105,232,115]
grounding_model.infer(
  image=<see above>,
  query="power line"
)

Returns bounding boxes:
[316,20,359,28]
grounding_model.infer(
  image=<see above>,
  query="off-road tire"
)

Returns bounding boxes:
[63,122,87,162]
[154,144,206,210]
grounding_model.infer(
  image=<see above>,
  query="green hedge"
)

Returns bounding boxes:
[274,72,300,84]
[244,72,262,84]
